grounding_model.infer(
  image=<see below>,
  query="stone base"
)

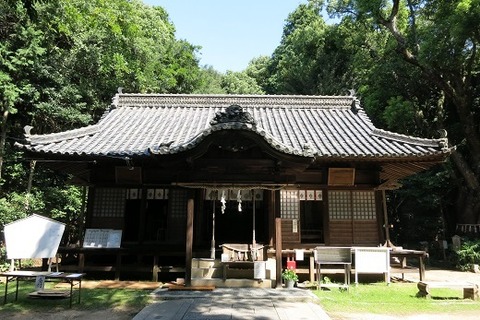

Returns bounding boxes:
[191,278,273,288]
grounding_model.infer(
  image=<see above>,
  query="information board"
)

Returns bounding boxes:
[83,229,122,248]
[4,214,65,259]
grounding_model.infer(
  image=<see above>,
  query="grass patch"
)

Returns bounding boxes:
[315,282,480,316]
[0,280,152,313]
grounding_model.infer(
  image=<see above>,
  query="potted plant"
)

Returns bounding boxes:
[282,269,298,289]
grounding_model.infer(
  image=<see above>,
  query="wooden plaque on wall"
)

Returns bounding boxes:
[115,167,142,184]
[328,168,355,186]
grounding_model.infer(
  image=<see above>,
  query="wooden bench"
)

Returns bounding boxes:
[314,247,352,289]
[417,281,479,300]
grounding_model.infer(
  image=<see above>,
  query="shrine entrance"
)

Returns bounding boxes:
[202,189,268,255]
[215,198,267,244]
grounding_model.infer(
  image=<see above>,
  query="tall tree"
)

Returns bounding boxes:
[0,0,202,233]
[221,71,264,94]
[194,66,226,94]
[326,0,480,223]
[266,1,358,95]
[0,1,46,183]
[1,0,202,181]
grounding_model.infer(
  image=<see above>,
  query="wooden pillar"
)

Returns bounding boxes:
[419,255,426,281]
[309,254,315,282]
[267,190,276,247]
[114,252,121,280]
[77,186,87,246]
[275,218,282,288]
[185,198,195,286]
[138,187,147,243]
[382,189,394,247]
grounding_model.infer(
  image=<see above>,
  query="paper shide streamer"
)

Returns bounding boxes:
[237,190,242,212]
[221,190,226,214]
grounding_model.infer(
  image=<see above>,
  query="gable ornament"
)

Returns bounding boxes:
[210,105,256,126]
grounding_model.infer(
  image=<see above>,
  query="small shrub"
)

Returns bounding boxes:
[0,245,10,272]
[281,269,298,282]
[321,276,332,284]
[455,239,480,271]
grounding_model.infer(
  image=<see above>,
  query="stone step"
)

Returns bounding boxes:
[191,278,273,288]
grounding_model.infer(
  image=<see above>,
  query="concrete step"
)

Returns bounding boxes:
[191,278,273,288]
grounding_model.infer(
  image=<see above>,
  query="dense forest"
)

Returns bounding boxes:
[1,0,479,253]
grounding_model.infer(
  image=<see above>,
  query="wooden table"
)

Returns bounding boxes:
[0,271,85,307]
[390,249,428,281]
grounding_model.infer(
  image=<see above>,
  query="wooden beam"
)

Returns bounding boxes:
[185,198,194,286]
[275,218,282,288]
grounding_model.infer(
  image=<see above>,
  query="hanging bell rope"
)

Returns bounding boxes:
[210,191,217,259]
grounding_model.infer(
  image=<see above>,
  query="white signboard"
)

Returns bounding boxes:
[354,247,391,284]
[35,276,46,291]
[83,229,122,248]
[4,214,65,259]
[254,261,266,280]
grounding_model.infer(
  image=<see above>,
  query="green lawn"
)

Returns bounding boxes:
[315,282,480,316]
[2,280,480,317]
[0,281,151,313]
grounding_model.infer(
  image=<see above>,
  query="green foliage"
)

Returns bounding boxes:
[0,245,10,272]
[455,240,480,271]
[221,71,264,94]
[383,97,417,134]
[0,193,28,227]
[323,0,480,227]
[194,66,266,95]
[281,269,299,281]
[194,66,226,94]
[268,3,329,94]
[321,275,332,284]
[245,56,271,92]
[388,166,455,248]
[0,0,203,139]
[0,0,202,246]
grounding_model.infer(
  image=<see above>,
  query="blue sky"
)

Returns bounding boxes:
[143,0,307,73]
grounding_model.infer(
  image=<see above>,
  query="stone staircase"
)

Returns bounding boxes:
[191,258,274,288]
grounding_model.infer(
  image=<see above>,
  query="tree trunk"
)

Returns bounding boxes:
[377,0,480,225]
[0,108,9,185]
[455,186,480,224]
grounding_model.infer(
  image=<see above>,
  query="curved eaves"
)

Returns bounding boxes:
[149,123,316,158]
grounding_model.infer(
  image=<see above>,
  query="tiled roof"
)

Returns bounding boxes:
[17,94,450,161]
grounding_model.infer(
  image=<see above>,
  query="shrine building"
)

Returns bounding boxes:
[16,93,451,286]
